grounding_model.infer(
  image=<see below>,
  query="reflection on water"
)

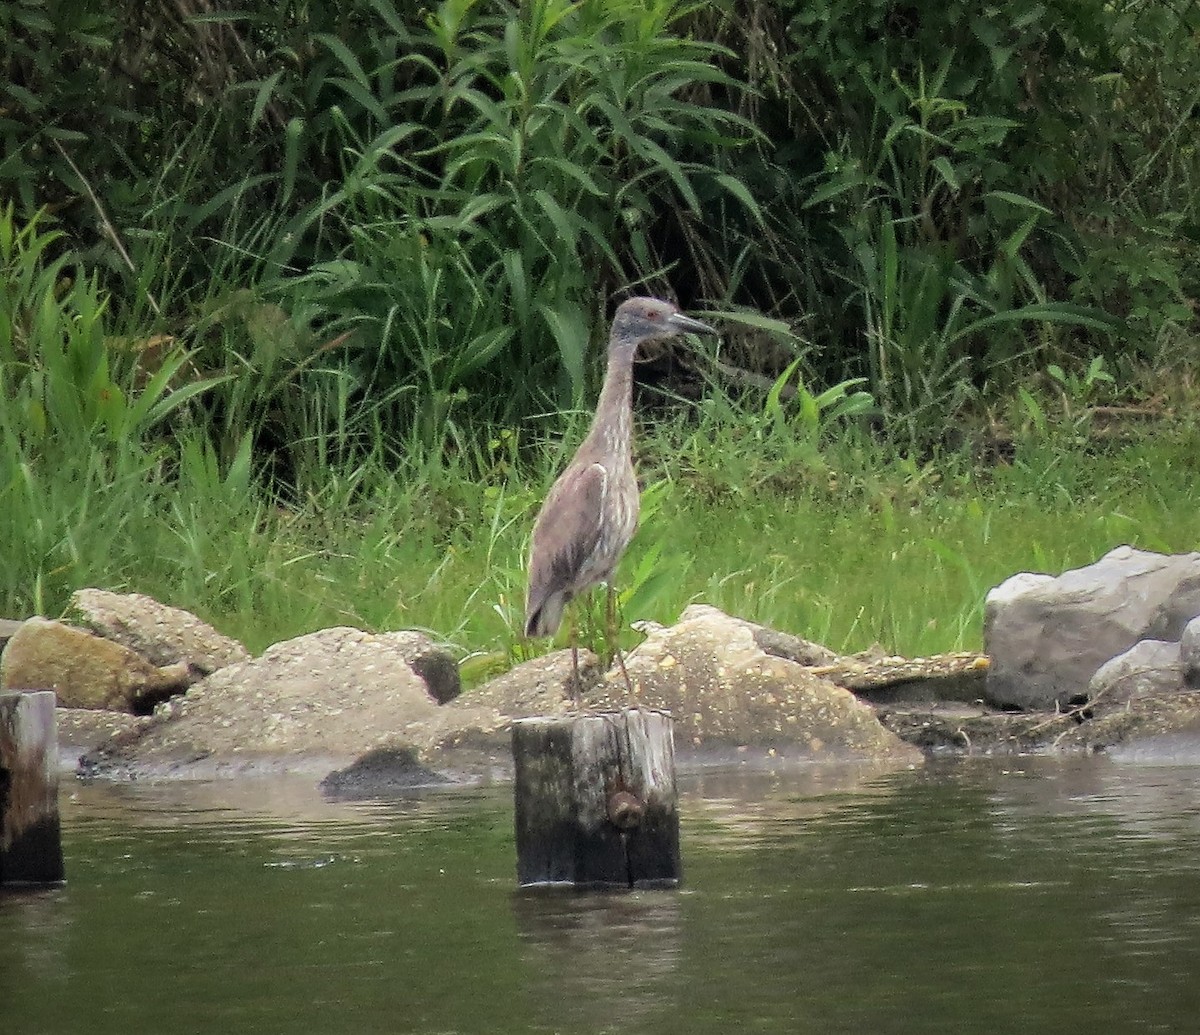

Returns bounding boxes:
[3,753,1200,1034]
[682,758,918,849]
[983,754,1200,843]
[514,889,682,1033]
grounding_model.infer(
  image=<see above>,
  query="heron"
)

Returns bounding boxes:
[524,296,715,703]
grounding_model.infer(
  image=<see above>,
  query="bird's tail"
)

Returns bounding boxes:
[524,591,566,639]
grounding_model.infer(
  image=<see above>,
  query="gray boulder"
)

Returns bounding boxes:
[1088,639,1183,712]
[1182,615,1200,690]
[985,546,1200,710]
[70,589,462,704]
[467,648,601,716]
[320,746,450,797]
[634,606,838,667]
[55,708,153,770]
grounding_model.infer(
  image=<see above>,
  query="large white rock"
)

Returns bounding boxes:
[984,546,1200,710]
[601,604,919,761]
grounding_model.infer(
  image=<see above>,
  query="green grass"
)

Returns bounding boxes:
[4,404,1198,686]
[638,420,1200,658]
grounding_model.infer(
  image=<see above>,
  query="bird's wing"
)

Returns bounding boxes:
[524,461,607,637]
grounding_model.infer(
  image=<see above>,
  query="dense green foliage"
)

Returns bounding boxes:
[2,0,1199,657]
[5,1,1198,442]
[747,0,1199,438]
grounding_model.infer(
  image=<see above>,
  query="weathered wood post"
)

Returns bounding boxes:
[512,707,680,888]
[0,691,64,885]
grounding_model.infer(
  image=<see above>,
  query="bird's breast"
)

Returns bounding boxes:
[597,459,638,554]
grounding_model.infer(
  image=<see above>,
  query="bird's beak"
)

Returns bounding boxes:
[668,312,716,335]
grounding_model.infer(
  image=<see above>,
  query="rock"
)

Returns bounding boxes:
[877,693,1200,756]
[467,648,602,716]
[638,605,839,667]
[1055,692,1200,753]
[55,708,153,771]
[320,746,449,797]
[68,589,249,675]
[877,702,1067,754]
[328,704,515,789]
[1088,640,1183,712]
[0,618,23,653]
[1182,616,1200,690]
[592,605,918,761]
[78,627,484,779]
[984,546,1200,710]
[1,617,192,712]
[370,630,461,704]
[812,650,990,704]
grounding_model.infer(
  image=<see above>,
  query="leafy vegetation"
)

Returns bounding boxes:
[3,201,1198,673]
[6,1,1197,440]
[1,0,1198,667]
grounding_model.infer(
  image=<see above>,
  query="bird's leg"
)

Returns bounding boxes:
[568,602,582,708]
[607,583,635,697]
[605,581,617,660]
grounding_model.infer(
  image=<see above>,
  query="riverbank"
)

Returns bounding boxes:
[27,587,1195,789]
[7,410,1200,789]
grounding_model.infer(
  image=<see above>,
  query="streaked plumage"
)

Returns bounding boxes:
[524,297,714,692]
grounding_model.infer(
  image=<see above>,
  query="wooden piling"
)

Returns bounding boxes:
[512,708,680,889]
[0,691,64,885]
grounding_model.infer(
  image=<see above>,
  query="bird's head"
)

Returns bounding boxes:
[609,297,715,352]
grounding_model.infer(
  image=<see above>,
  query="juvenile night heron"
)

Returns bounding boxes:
[524,296,715,702]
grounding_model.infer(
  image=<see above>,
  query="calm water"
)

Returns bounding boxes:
[3,754,1200,1034]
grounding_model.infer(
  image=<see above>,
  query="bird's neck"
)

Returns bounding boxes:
[582,345,635,463]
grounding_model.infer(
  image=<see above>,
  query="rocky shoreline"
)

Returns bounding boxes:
[4,546,1200,790]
